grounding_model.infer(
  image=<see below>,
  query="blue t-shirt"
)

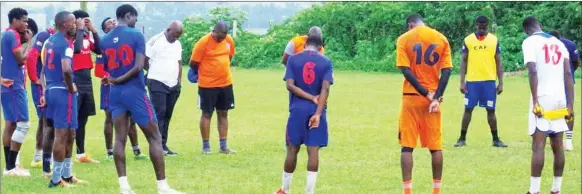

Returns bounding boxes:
[32,29,53,79]
[1,28,25,92]
[559,38,580,83]
[99,26,146,89]
[284,50,334,112]
[43,32,74,88]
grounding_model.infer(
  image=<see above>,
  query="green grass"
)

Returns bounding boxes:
[1,68,581,194]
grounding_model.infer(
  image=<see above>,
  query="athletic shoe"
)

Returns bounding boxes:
[158,187,185,194]
[30,160,42,168]
[48,180,74,188]
[76,155,100,164]
[526,192,540,194]
[220,147,236,154]
[164,149,178,157]
[274,189,289,194]
[453,139,466,147]
[565,139,573,151]
[63,176,89,184]
[201,147,212,155]
[135,153,149,160]
[105,154,114,161]
[3,168,30,176]
[493,139,508,147]
[43,172,52,179]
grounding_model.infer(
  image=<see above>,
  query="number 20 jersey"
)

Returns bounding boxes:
[99,26,146,89]
[522,32,570,97]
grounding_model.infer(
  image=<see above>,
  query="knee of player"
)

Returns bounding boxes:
[11,121,31,143]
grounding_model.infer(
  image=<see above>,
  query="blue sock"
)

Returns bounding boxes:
[203,140,210,149]
[42,153,52,173]
[220,139,227,149]
[51,160,64,183]
[62,158,72,179]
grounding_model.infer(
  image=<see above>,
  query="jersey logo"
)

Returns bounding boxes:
[65,48,74,58]
[113,37,119,43]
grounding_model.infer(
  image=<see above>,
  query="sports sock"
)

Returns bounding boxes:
[62,158,72,179]
[6,151,19,170]
[133,146,141,155]
[15,151,20,166]
[529,176,541,193]
[202,140,210,149]
[107,149,113,156]
[157,179,169,190]
[433,179,441,193]
[566,131,573,140]
[118,176,131,190]
[551,176,562,192]
[34,150,42,162]
[403,180,412,194]
[282,172,293,193]
[220,139,227,149]
[51,160,64,184]
[3,146,9,166]
[42,152,52,173]
[491,130,499,141]
[306,171,318,194]
[460,130,468,140]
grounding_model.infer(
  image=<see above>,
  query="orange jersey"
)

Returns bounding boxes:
[396,26,452,95]
[291,35,325,54]
[190,33,236,88]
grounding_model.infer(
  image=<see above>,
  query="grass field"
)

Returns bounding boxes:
[1,68,581,194]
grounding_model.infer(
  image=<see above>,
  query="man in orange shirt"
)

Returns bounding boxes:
[396,14,452,194]
[281,26,324,65]
[189,22,236,154]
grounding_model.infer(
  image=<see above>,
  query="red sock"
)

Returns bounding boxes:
[433,179,441,194]
[403,180,412,194]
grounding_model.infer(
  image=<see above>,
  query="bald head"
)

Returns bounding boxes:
[212,21,229,42]
[54,11,75,35]
[165,20,183,43]
[308,26,322,37]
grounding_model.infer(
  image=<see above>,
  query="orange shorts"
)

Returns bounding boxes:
[398,95,442,150]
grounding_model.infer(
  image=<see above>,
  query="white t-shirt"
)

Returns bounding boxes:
[145,31,182,87]
[522,32,570,98]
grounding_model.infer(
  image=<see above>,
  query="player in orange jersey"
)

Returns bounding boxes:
[396,14,452,194]
[281,26,324,65]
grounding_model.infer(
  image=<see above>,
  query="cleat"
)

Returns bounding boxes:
[453,139,466,147]
[43,172,52,179]
[493,139,508,147]
[30,160,42,168]
[3,168,30,177]
[134,153,149,160]
[164,149,178,157]
[274,189,289,194]
[219,147,236,154]
[105,154,114,161]
[63,176,89,184]
[564,140,573,151]
[48,180,74,188]
[526,192,540,194]
[76,155,100,164]
[201,147,212,155]
[158,187,185,194]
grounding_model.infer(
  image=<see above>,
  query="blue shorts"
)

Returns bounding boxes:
[109,85,157,127]
[100,84,110,112]
[1,89,29,122]
[46,88,78,129]
[30,83,46,118]
[465,81,497,110]
[285,109,328,147]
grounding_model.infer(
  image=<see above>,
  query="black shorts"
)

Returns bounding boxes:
[76,86,96,117]
[198,85,235,113]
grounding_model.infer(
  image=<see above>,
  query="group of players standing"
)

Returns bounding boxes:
[0,3,579,194]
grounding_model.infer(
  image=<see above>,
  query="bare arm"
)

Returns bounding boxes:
[564,59,574,111]
[40,65,46,90]
[495,53,504,88]
[178,60,182,85]
[144,56,150,71]
[314,81,331,116]
[526,62,539,105]
[281,53,290,66]
[459,53,468,85]
[286,79,316,101]
[189,60,199,69]
[573,58,580,72]
[62,58,75,93]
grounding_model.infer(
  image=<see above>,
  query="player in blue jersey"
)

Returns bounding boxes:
[549,30,580,151]
[274,34,333,194]
[99,5,183,194]
[2,7,33,177]
[42,11,89,188]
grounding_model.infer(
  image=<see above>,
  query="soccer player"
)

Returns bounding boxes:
[25,19,55,168]
[455,16,508,148]
[2,7,33,177]
[100,5,183,193]
[274,34,333,194]
[189,22,237,154]
[281,26,324,65]
[396,14,452,194]
[549,30,580,151]
[96,17,146,161]
[522,17,574,194]
[43,11,88,188]
[71,10,101,164]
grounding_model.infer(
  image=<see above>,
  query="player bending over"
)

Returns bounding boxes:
[43,11,89,188]
[396,14,452,194]
[522,16,574,194]
[100,4,183,194]
[274,34,333,194]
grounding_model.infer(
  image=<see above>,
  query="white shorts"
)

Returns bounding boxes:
[528,95,568,136]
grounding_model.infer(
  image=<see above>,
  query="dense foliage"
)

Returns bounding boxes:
[180,2,582,73]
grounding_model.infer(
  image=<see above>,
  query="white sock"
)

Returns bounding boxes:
[529,177,541,193]
[566,131,573,140]
[118,176,131,190]
[282,172,293,192]
[551,176,562,192]
[15,152,20,166]
[77,153,86,159]
[157,179,169,190]
[306,171,318,194]
[34,150,42,161]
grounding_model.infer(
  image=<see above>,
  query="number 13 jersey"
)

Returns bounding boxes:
[99,26,146,89]
[396,26,452,95]
[522,32,570,97]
